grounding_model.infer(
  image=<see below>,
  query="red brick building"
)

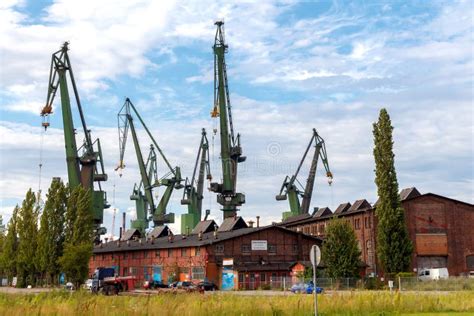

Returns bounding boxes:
[90,217,321,290]
[281,188,474,276]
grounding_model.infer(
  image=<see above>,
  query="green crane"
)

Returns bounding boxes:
[40,42,108,243]
[276,128,333,220]
[116,98,183,233]
[209,21,246,219]
[180,128,212,234]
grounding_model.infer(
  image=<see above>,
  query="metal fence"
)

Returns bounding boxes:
[238,276,474,291]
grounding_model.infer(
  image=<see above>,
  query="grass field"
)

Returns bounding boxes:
[0,290,473,315]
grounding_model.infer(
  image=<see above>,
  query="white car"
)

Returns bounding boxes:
[83,279,93,290]
[418,268,449,281]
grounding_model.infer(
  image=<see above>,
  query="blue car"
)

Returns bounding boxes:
[290,282,323,294]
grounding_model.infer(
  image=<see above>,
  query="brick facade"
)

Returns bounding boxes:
[282,189,474,276]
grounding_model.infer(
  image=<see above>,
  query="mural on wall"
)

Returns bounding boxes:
[222,258,234,290]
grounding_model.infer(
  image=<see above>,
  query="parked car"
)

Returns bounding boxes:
[143,280,168,289]
[64,282,74,291]
[169,281,196,289]
[290,282,323,294]
[418,268,449,281]
[83,279,93,290]
[197,281,218,291]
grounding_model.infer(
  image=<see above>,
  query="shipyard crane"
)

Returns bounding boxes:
[116,98,183,233]
[180,129,212,233]
[209,21,246,219]
[276,128,333,220]
[40,42,108,243]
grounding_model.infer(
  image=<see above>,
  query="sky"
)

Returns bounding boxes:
[0,0,472,237]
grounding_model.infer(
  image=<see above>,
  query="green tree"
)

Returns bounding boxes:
[1,206,19,283]
[16,189,40,287]
[321,218,361,278]
[59,186,93,288]
[37,179,67,285]
[373,108,413,273]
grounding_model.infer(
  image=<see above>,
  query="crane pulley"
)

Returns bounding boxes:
[116,98,183,234]
[276,128,333,220]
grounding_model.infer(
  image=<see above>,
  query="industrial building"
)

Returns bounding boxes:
[90,217,321,290]
[280,187,474,277]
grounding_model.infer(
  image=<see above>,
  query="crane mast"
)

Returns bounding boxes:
[40,42,108,243]
[209,21,246,219]
[276,128,333,220]
[181,129,212,233]
[117,98,183,233]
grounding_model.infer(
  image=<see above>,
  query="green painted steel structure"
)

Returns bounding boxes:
[180,129,212,234]
[276,128,333,220]
[209,21,246,219]
[41,42,108,243]
[117,98,183,235]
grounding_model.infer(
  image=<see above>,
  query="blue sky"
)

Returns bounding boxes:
[0,0,472,237]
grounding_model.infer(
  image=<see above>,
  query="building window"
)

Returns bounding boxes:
[181,248,187,257]
[195,247,201,256]
[132,252,139,259]
[102,254,106,260]
[168,249,173,257]
[467,255,474,269]
[238,273,244,283]
[155,250,160,258]
[271,273,277,282]
[268,244,276,254]
[130,267,137,276]
[292,244,298,253]
[123,267,128,276]
[241,244,251,253]
[123,253,128,259]
[320,224,325,233]
[261,273,266,282]
[144,251,148,259]
[92,255,95,261]
[215,244,224,253]
[111,253,114,260]
[192,267,205,280]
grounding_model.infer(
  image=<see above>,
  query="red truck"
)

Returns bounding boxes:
[91,267,136,295]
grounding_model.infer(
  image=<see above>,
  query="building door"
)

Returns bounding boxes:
[153,266,162,282]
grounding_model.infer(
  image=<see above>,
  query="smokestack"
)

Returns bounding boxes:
[248,220,254,228]
[122,212,126,232]
[256,216,260,228]
[119,227,123,239]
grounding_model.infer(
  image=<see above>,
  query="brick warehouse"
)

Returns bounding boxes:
[280,187,474,276]
[90,217,321,290]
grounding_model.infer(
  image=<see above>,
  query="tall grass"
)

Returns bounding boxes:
[0,290,473,315]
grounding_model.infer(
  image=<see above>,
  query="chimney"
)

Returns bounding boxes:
[214,230,218,239]
[256,216,260,228]
[248,220,254,228]
[119,227,123,239]
[122,212,126,232]
[198,231,203,241]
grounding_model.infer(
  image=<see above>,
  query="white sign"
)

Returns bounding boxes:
[310,245,321,267]
[251,240,268,251]
[223,259,234,266]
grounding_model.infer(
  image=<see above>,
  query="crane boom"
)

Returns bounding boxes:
[209,21,246,219]
[40,42,108,243]
[276,129,333,220]
[181,129,212,233]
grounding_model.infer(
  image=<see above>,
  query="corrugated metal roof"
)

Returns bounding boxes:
[93,225,322,254]
[217,216,248,232]
[313,207,332,218]
[148,226,170,239]
[282,213,312,224]
[191,220,218,235]
[348,199,371,212]
[121,229,141,241]
[334,202,351,214]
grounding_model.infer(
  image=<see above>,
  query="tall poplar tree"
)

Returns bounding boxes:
[321,218,361,278]
[37,178,67,285]
[1,206,19,283]
[373,108,413,273]
[16,189,40,287]
[59,186,94,288]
